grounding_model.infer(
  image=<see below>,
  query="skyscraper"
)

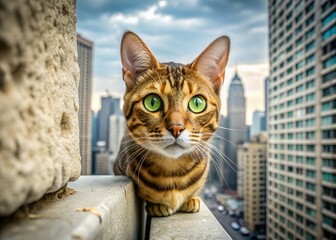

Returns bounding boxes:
[251,110,266,137]
[223,70,247,192]
[239,133,267,233]
[77,34,93,175]
[97,95,121,150]
[267,1,336,239]
[264,77,270,131]
[208,115,226,189]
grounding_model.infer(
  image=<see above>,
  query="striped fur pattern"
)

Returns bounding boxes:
[114,31,230,217]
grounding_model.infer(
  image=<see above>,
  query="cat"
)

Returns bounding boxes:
[113,31,230,217]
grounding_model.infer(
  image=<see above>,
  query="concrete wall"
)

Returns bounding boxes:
[0,0,81,216]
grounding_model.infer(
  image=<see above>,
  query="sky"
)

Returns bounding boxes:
[76,0,269,125]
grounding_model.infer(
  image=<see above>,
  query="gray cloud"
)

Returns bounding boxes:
[77,0,268,119]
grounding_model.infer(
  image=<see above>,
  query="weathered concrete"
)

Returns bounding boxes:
[0,176,142,240]
[149,201,232,240]
[0,0,81,216]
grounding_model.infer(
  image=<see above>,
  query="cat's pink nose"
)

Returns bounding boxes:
[168,124,185,138]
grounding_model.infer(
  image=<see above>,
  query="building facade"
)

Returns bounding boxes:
[224,71,247,192]
[241,134,267,232]
[267,1,336,239]
[77,34,93,175]
[237,143,248,199]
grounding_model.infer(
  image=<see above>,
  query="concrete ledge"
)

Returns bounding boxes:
[149,201,232,240]
[0,176,142,240]
[1,176,231,240]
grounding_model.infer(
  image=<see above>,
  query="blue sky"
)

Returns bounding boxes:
[76,0,269,124]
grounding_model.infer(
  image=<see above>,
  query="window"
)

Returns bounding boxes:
[323,173,336,183]
[306,119,315,127]
[306,157,315,165]
[322,84,336,97]
[295,49,304,59]
[322,38,336,55]
[306,54,315,65]
[306,67,315,76]
[296,179,303,187]
[322,115,336,125]
[322,10,336,27]
[306,79,315,89]
[306,93,315,102]
[296,97,304,104]
[306,41,315,52]
[306,131,315,139]
[322,100,336,111]
[323,55,336,69]
[306,106,315,114]
[322,70,336,83]
[323,215,336,228]
[322,130,336,139]
[305,28,314,40]
[296,121,304,128]
[296,84,304,92]
[296,73,303,81]
[305,2,314,14]
[296,144,304,151]
[307,169,316,178]
[295,37,303,46]
[306,182,315,191]
[322,25,336,40]
[306,15,314,27]
[323,145,336,153]
[306,207,316,217]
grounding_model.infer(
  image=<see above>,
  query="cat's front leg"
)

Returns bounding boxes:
[146,202,175,217]
[179,196,201,213]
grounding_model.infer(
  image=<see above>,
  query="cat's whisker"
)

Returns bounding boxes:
[199,141,239,175]
[194,145,230,190]
[216,126,247,132]
[201,132,238,146]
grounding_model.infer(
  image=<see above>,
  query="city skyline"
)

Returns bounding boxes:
[76,0,269,125]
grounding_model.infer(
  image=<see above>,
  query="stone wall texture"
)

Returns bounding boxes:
[0,0,81,216]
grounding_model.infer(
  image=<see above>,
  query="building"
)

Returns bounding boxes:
[77,34,93,175]
[97,95,121,151]
[237,143,248,199]
[109,115,125,174]
[251,111,266,137]
[94,151,109,175]
[208,115,226,190]
[264,77,270,130]
[223,70,247,192]
[240,134,267,232]
[267,1,336,240]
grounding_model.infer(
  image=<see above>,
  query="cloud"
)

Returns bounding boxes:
[77,0,269,124]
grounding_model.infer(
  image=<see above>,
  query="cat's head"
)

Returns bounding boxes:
[120,31,230,159]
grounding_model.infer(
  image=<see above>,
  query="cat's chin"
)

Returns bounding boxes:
[150,143,194,159]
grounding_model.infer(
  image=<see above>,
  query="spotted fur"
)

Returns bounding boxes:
[114,31,230,217]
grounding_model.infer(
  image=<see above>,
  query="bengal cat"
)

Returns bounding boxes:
[113,31,230,217]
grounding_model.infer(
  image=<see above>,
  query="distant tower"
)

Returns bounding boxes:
[77,34,93,175]
[97,95,121,151]
[223,69,247,192]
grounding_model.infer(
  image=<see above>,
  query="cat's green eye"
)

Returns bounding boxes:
[143,94,162,112]
[188,95,207,113]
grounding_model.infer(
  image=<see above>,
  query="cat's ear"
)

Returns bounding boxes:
[120,31,159,89]
[190,36,230,94]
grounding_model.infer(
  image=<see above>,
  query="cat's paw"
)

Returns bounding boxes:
[146,202,174,217]
[179,196,201,213]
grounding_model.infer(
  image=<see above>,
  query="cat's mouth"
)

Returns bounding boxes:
[164,143,186,150]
